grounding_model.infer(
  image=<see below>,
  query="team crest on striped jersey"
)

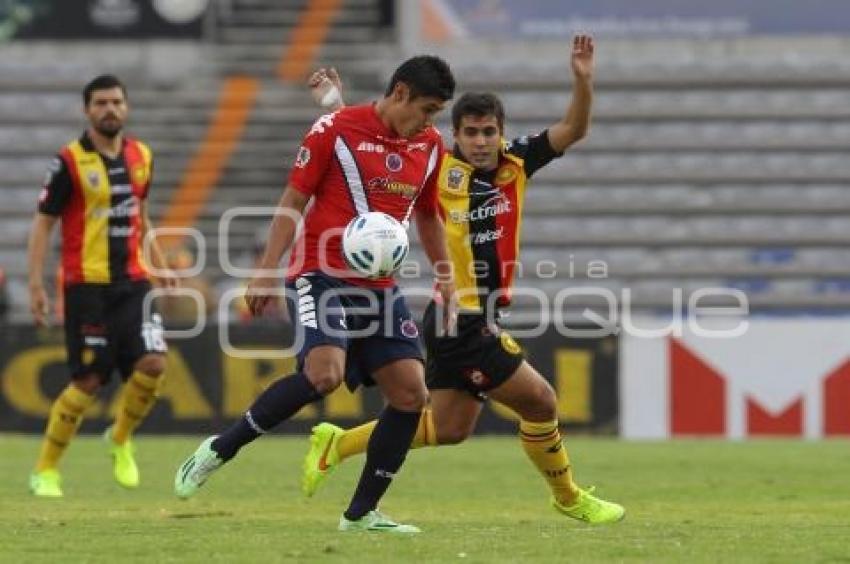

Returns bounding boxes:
[447,167,466,191]
[86,170,101,189]
[495,164,519,186]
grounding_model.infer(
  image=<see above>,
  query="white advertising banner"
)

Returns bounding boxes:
[621,318,850,439]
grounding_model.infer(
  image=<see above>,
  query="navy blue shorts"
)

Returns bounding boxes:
[285,272,423,390]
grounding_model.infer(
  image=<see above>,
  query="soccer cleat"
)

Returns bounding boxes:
[29,469,63,498]
[338,510,421,534]
[174,436,224,499]
[302,422,343,497]
[104,426,139,489]
[551,486,625,524]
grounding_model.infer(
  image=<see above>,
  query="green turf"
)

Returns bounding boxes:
[2,434,849,563]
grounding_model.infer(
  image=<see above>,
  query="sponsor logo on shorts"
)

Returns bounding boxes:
[400,319,419,338]
[296,277,317,328]
[80,348,96,365]
[467,368,491,389]
[84,336,108,347]
[499,332,522,355]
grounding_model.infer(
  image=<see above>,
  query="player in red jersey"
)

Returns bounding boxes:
[175,56,456,534]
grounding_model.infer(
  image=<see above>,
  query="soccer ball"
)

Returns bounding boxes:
[342,212,409,278]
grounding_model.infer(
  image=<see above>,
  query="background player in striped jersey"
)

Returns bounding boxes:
[303,35,624,524]
[28,74,178,497]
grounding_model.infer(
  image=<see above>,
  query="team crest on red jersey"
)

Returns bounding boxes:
[385,152,403,172]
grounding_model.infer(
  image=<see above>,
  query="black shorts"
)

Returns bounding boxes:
[64,280,167,382]
[422,300,524,401]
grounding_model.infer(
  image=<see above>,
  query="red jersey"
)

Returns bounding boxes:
[287,104,443,287]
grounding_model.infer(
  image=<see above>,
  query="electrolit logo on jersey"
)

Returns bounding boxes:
[449,193,512,224]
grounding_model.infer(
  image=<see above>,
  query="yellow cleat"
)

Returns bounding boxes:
[30,469,63,498]
[104,426,139,489]
[551,487,625,524]
[302,422,343,497]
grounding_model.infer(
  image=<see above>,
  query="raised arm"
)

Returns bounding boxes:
[308,67,345,110]
[546,34,594,153]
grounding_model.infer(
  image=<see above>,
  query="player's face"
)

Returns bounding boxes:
[392,85,446,137]
[454,114,501,171]
[85,87,128,139]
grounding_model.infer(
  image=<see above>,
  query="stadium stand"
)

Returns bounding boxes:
[3,3,850,322]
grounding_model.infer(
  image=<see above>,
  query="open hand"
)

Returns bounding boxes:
[571,34,594,80]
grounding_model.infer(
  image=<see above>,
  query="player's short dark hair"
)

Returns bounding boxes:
[385,55,455,101]
[83,74,128,106]
[451,92,505,131]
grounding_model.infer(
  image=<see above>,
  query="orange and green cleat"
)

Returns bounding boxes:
[302,422,343,497]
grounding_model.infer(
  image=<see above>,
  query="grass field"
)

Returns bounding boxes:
[1,434,849,563]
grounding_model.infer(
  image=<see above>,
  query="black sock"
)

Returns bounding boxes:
[212,372,321,461]
[343,406,421,520]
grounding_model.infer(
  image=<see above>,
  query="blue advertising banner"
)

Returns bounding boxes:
[420,0,850,40]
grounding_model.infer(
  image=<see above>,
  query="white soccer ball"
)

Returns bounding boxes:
[342,212,409,278]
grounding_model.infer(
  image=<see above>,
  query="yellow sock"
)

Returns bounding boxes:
[35,385,96,472]
[112,371,164,445]
[337,408,436,461]
[411,408,437,449]
[519,419,580,506]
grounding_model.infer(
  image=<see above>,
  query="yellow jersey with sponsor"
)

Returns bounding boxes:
[38,132,153,285]
[436,132,561,311]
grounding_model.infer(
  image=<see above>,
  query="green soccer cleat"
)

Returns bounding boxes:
[104,426,139,489]
[29,469,63,498]
[174,436,224,499]
[551,486,625,524]
[338,510,421,534]
[302,422,343,497]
